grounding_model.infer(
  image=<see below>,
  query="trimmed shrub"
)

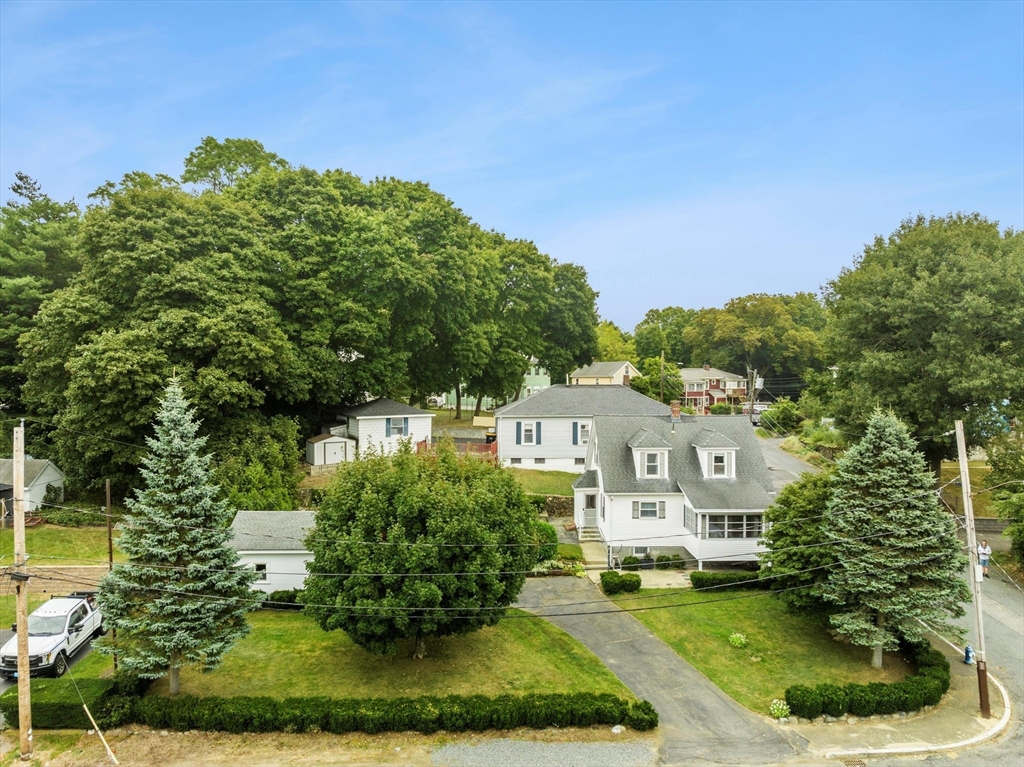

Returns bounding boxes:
[534,520,559,563]
[600,571,641,595]
[655,555,683,570]
[689,571,767,591]
[785,685,822,720]
[98,692,657,734]
[619,573,641,593]
[621,556,641,571]
[0,678,114,729]
[843,684,875,717]
[263,589,303,610]
[815,683,847,718]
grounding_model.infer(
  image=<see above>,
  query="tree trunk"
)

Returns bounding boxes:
[169,665,180,695]
[872,612,885,669]
[513,387,521,402]
[413,631,426,660]
[455,382,463,421]
[474,394,483,417]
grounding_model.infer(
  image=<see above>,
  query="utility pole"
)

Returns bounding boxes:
[955,420,991,719]
[660,351,665,403]
[747,368,758,424]
[13,421,33,759]
[106,479,117,672]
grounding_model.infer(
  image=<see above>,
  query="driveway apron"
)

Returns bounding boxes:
[518,578,804,766]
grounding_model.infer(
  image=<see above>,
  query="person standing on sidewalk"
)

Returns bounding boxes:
[978,540,992,578]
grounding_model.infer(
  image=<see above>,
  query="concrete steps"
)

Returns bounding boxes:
[578,526,602,542]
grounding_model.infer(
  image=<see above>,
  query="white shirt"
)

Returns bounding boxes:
[977,544,992,559]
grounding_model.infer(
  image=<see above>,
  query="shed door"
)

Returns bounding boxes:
[325,442,343,465]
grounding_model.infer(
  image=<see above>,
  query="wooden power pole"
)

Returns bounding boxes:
[106,479,117,672]
[955,420,991,718]
[13,421,33,759]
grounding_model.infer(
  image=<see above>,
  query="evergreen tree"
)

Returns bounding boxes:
[820,411,969,668]
[96,379,258,694]
[758,470,836,613]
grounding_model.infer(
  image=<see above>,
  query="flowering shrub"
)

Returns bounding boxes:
[728,632,748,649]
[768,699,790,719]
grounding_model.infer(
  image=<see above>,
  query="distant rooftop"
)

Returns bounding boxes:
[569,361,639,379]
[340,397,434,419]
[230,510,315,552]
[494,384,670,418]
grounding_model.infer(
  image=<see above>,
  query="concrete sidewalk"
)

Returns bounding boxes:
[779,636,1007,758]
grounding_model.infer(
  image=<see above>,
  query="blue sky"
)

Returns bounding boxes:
[2,1,1022,328]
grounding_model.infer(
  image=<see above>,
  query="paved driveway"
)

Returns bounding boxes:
[756,436,820,491]
[0,628,96,697]
[517,578,805,766]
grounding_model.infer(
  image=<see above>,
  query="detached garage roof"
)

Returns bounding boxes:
[0,458,64,487]
[230,510,315,552]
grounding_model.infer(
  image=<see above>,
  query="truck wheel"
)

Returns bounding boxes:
[52,652,68,678]
[94,622,107,638]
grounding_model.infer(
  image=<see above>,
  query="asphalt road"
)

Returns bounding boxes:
[756,435,820,491]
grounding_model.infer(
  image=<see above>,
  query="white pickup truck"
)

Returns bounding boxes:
[0,592,104,679]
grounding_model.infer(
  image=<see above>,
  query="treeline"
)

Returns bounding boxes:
[600,214,1023,473]
[0,138,600,501]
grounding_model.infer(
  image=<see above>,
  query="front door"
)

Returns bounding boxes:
[584,494,598,527]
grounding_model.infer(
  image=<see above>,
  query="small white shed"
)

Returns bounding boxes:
[305,433,353,466]
[0,458,65,512]
[229,510,315,594]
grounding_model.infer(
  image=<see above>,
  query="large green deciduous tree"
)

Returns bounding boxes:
[634,306,697,363]
[595,320,637,365]
[97,380,258,694]
[985,432,1024,563]
[683,293,825,377]
[825,214,1024,474]
[301,442,536,658]
[538,262,600,382]
[820,411,969,668]
[0,173,80,410]
[182,136,288,192]
[759,470,836,613]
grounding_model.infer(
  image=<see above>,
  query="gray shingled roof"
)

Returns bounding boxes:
[494,385,671,418]
[572,470,599,489]
[627,428,673,450]
[230,510,315,552]
[691,428,739,448]
[569,361,637,378]
[678,367,745,381]
[0,459,63,488]
[591,415,774,510]
[340,398,434,419]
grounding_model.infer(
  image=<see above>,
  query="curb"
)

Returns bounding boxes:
[824,634,1012,759]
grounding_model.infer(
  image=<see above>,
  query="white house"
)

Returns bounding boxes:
[493,385,670,473]
[307,398,435,466]
[572,404,776,569]
[230,510,315,594]
[568,361,642,387]
[0,458,65,514]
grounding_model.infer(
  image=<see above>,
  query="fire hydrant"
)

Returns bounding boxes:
[964,645,975,664]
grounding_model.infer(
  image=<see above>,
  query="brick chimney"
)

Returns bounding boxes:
[670,399,681,421]
[622,373,630,388]
[703,364,711,371]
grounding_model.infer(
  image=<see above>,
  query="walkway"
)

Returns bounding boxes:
[516,578,804,766]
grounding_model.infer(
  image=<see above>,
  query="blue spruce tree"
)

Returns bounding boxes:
[97,379,258,694]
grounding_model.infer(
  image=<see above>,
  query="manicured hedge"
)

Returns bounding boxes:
[263,589,304,610]
[600,571,641,595]
[621,556,641,571]
[655,555,683,570]
[534,520,559,563]
[0,678,114,729]
[98,692,658,733]
[689,571,768,591]
[783,640,950,719]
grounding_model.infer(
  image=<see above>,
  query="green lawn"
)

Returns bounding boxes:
[0,525,122,566]
[939,460,993,517]
[557,543,584,560]
[148,609,632,700]
[513,469,577,497]
[614,589,911,713]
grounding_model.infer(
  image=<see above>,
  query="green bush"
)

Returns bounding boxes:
[525,495,547,513]
[689,571,767,591]
[816,683,846,717]
[762,397,802,433]
[783,639,951,718]
[0,678,114,729]
[263,589,303,610]
[655,555,683,570]
[785,685,822,720]
[619,573,641,593]
[621,555,641,571]
[100,692,658,734]
[600,571,623,595]
[533,520,559,563]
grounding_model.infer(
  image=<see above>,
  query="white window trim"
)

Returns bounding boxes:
[644,452,661,477]
[252,563,268,582]
[579,423,590,445]
[522,424,535,444]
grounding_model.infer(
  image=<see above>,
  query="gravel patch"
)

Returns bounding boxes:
[432,739,656,767]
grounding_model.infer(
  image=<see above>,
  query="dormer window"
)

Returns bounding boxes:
[645,453,660,476]
[712,453,727,476]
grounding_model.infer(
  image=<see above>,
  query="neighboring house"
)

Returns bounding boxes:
[677,365,747,414]
[494,385,671,473]
[443,358,551,411]
[307,398,435,466]
[568,361,642,387]
[572,403,775,570]
[230,510,315,594]
[0,458,65,513]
